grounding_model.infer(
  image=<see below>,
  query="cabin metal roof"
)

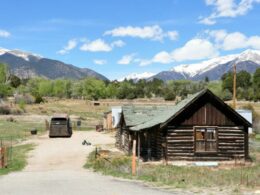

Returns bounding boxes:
[122,89,251,131]
[123,91,202,131]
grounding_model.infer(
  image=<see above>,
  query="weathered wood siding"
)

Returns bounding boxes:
[181,103,235,126]
[115,127,131,154]
[166,102,248,160]
[166,126,246,160]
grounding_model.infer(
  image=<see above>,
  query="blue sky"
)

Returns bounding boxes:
[1,0,260,80]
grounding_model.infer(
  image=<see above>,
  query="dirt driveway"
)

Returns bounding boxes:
[0,131,178,195]
[25,131,114,172]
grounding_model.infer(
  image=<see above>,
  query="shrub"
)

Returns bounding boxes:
[18,100,26,111]
[0,105,11,114]
[34,95,44,104]
[14,94,35,104]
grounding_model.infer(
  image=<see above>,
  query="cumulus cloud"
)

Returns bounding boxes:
[0,29,11,38]
[57,39,77,55]
[104,25,178,41]
[139,39,218,66]
[80,39,112,52]
[111,40,125,47]
[80,39,125,52]
[93,59,107,65]
[117,53,136,65]
[206,29,260,50]
[199,0,260,25]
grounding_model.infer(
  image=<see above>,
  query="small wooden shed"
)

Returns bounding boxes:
[116,89,251,161]
[103,111,113,130]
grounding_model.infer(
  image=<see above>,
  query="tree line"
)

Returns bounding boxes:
[0,63,259,102]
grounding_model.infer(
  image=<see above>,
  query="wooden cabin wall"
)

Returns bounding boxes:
[181,103,235,126]
[115,127,131,154]
[166,126,247,160]
[138,127,165,161]
[166,102,248,161]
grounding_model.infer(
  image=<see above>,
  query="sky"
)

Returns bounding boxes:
[0,0,260,80]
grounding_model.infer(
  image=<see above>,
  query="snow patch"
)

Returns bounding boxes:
[171,49,260,77]
[118,72,156,81]
[0,47,42,61]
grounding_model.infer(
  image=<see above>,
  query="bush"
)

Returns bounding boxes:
[34,95,44,104]
[221,89,232,101]
[0,105,11,114]
[14,94,35,104]
[18,100,26,111]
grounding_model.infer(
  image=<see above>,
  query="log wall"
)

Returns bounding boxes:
[166,126,247,161]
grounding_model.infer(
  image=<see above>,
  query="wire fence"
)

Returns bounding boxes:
[0,134,30,169]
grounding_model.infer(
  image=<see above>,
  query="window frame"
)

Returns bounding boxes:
[193,126,218,154]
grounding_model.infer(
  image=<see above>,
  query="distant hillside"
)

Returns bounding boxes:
[0,48,108,81]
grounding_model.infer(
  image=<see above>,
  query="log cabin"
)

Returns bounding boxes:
[116,89,251,161]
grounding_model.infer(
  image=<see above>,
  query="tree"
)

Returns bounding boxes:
[82,78,106,100]
[253,68,260,100]
[205,76,209,83]
[221,72,233,93]
[116,81,136,99]
[0,63,7,84]
[237,70,251,89]
[38,80,53,96]
[8,74,21,88]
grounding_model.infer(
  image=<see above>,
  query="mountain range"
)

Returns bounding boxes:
[123,50,260,82]
[1,48,260,82]
[0,48,108,81]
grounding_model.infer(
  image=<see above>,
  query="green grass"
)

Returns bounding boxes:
[0,144,34,175]
[85,150,260,189]
[0,119,45,140]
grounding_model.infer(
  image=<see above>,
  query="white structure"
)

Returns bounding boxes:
[236,109,253,134]
[112,106,122,128]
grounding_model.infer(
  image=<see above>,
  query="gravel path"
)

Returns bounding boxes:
[0,131,178,195]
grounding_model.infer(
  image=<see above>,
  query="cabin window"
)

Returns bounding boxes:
[194,126,217,152]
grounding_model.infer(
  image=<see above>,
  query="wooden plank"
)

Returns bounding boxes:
[218,136,245,140]
[167,140,193,143]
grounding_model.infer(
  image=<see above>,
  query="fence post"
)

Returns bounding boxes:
[132,139,136,176]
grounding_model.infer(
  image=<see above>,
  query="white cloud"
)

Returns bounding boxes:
[57,39,77,55]
[221,32,248,50]
[93,59,107,65]
[80,39,112,52]
[172,39,219,61]
[167,31,179,41]
[117,53,136,65]
[206,29,260,50]
[138,39,218,66]
[104,25,178,41]
[111,40,125,47]
[153,51,173,64]
[80,39,125,52]
[0,29,11,38]
[248,36,260,49]
[200,0,260,25]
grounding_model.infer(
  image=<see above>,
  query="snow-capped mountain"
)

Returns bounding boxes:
[0,47,108,80]
[0,48,42,61]
[118,72,155,82]
[150,49,260,81]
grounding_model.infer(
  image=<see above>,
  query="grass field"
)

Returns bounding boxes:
[85,139,260,192]
[0,144,34,175]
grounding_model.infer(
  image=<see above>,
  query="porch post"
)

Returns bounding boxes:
[138,131,140,162]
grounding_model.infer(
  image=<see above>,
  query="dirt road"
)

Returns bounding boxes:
[0,131,179,195]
